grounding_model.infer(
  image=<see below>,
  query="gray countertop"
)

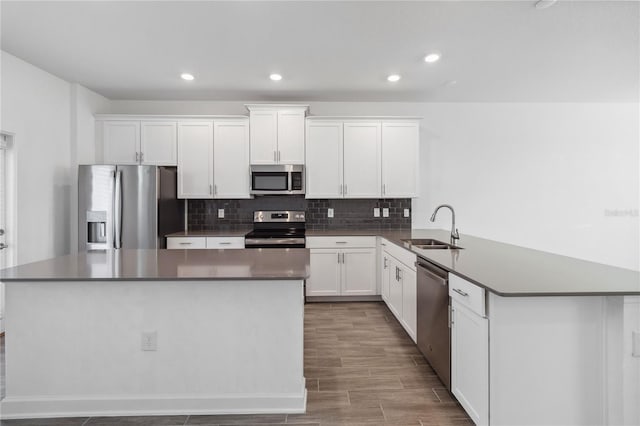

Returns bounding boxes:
[0,249,310,282]
[163,227,639,296]
[376,229,639,297]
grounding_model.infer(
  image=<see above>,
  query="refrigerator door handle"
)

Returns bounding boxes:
[114,169,123,249]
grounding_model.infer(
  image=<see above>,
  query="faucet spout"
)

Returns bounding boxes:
[429,204,460,244]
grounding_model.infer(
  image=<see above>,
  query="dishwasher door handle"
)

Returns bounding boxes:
[417,264,448,286]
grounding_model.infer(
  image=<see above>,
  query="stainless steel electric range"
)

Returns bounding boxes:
[244,210,306,248]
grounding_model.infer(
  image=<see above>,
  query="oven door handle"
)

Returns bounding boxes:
[245,238,306,246]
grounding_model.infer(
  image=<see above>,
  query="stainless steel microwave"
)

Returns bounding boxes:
[250,165,305,195]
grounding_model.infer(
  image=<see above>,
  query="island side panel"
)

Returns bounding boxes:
[488,293,608,425]
[1,279,305,419]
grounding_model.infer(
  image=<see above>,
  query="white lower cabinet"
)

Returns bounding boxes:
[451,299,489,426]
[306,236,376,297]
[380,238,417,342]
[167,236,244,249]
[166,237,207,249]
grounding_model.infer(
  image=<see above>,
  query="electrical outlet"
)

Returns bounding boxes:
[404,208,410,218]
[382,208,389,218]
[327,208,334,218]
[373,208,380,217]
[141,331,157,351]
[218,209,225,219]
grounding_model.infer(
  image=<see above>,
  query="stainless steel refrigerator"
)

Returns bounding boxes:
[78,165,184,251]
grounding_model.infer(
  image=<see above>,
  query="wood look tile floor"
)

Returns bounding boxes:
[0,302,472,426]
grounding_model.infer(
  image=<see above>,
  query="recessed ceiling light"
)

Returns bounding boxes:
[424,53,441,63]
[180,73,194,81]
[270,74,283,81]
[387,74,401,82]
[535,0,557,9]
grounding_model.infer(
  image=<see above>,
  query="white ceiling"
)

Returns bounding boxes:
[1,1,638,102]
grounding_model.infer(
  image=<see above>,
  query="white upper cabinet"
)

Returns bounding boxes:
[343,122,381,198]
[140,121,177,165]
[277,110,306,164]
[103,120,177,165]
[382,121,419,198]
[177,121,213,199]
[103,121,140,165]
[248,110,278,164]
[247,105,308,165]
[213,120,250,199]
[305,121,343,198]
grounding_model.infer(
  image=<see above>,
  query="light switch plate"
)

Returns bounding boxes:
[218,209,225,219]
[404,208,410,218]
[382,208,389,218]
[373,208,380,217]
[328,208,334,218]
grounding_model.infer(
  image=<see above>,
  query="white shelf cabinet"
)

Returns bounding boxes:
[103,121,140,165]
[167,236,244,249]
[343,122,381,198]
[381,122,419,198]
[305,121,343,198]
[177,121,214,199]
[103,120,177,166]
[306,118,419,199]
[306,236,377,297]
[379,238,417,342]
[450,283,489,426]
[213,120,250,199]
[247,105,308,165]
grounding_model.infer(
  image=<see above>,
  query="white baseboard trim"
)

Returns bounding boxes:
[0,390,307,420]
[306,295,382,302]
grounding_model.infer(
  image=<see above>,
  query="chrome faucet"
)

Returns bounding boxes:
[430,204,460,244]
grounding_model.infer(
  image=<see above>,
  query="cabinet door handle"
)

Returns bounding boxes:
[335,241,348,244]
[342,253,345,263]
[179,242,192,245]
[209,184,213,195]
[214,184,217,195]
[383,257,388,268]
[339,184,343,195]
[219,242,231,245]
[140,151,144,163]
[278,150,281,162]
[337,253,341,264]
[135,152,139,162]
[274,151,277,162]
[450,306,454,326]
[382,184,386,196]
[452,288,469,297]
[344,184,347,195]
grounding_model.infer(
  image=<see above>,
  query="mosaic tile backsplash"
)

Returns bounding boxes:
[187,197,412,231]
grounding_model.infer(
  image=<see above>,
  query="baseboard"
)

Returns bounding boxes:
[306,295,382,302]
[0,390,307,420]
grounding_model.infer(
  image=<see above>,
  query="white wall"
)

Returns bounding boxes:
[422,103,639,271]
[69,84,111,253]
[0,52,72,265]
[111,99,640,270]
[0,52,111,264]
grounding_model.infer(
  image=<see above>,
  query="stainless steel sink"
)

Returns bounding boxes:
[402,239,463,250]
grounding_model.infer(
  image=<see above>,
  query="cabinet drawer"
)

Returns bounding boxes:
[166,237,206,249]
[380,238,416,271]
[449,274,486,317]
[206,237,244,249]
[306,236,376,249]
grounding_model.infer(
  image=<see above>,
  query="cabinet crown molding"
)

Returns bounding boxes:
[245,104,309,113]
[95,114,248,121]
[307,116,422,121]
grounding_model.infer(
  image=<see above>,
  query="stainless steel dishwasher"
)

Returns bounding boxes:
[416,259,451,390]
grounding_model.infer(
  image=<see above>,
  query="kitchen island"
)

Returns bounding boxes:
[0,249,310,420]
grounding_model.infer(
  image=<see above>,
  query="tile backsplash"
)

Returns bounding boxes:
[187,197,412,231]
